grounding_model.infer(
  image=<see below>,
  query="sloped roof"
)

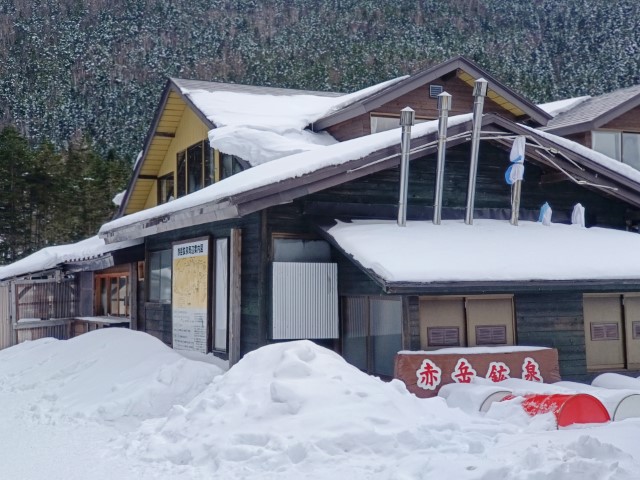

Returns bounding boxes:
[321,219,640,291]
[312,56,552,130]
[100,113,640,244]
[0,237,142,281]
[171,78,343,98]
[544,84,640,135]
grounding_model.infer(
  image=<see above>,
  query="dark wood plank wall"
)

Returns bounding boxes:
[514,292,587,380]
[142,213,264,357]
[603,105,640,131]
[306,143,639,228]
[327,73,522,142]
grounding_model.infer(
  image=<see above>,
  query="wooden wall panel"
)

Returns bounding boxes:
[602,105,640,132]
[514,292,587,379]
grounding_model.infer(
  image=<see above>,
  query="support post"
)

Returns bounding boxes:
[397,107,415,227]
[465,78,489,225]
[433,92,451,225]
[510,180,522,226]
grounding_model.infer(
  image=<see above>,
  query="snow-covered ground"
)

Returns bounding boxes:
[1,329,639,479]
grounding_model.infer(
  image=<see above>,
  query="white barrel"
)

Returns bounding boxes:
[592,373,640,391]
[438,383,511,414]
[555,380,640,421]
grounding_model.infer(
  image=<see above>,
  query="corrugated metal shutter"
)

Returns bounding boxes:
[272,262,338,340]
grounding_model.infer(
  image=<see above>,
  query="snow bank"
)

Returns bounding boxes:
[121,340,637,479]
[592,373,640,391]
[0,329,222,422]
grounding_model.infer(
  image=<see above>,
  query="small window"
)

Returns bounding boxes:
[213,238,229,352]
[633,321,640,340]
[427,327,460,347]
[220,153,244,180]
[475,325,507,345]
[148,249,172,302]
[622,133,640,170]
[158,173,175,205]
[273,238,331,262]
[591,322,620,341]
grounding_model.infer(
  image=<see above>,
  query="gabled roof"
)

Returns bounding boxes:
[312,56,552,130]
[117,76,406,216]
[100,113,640,244]
[544,84,640,135]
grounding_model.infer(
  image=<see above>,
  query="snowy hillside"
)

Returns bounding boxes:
[1,329,640,479]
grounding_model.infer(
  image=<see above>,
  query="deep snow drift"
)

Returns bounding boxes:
[1,329,640,479]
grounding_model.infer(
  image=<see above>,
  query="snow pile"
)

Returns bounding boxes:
[326,219,640,283]
[0,329,222,422]
[185,76,406,165]
[122,340,637,479]
[537,96,591,117]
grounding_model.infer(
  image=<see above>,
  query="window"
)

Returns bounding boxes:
[370,115,429,134]
[176,140,213,198]
[273,238,331,262]
[148,249,172,302]
[419,296,514,349]
[95,273,129,317]
[213,238,229,352]
[158,173,174,205]
[220,153,244,180]
[342,296,402,377]
[592,131,640,169]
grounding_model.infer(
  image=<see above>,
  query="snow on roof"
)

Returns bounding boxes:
[182,76,407,165]
[112,190,126,207]
[100,114,472,236]
[0,236,142,280]
[522,125,640,185]
[325,219,640,283]
[536,96,591,117]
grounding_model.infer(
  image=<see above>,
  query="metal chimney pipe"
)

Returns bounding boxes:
[464,78,489,225]
[433,92,451,225]
[397,107,415,227]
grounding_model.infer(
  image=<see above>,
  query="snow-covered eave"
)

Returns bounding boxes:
[382,278,640,295]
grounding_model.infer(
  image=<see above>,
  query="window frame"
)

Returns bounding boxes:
[175,140,213,198]
[94,272,130,317]
[592,130,640,168]
[147,249,172,303]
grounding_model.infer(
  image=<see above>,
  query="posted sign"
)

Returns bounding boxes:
[172,238,209,353]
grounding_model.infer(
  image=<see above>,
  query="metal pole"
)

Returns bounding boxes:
[510,180,522,226]
[433,92,451,225]
[465,78,488,225]
[397,107,415,227]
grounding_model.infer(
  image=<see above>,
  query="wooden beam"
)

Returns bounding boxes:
[540,172,569,184]
[154,131,175,138]
[229,228,242,366]
[137,175,157,180]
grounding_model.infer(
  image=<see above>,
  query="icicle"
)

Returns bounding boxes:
[571,203,585,227]
[538,202,552,226]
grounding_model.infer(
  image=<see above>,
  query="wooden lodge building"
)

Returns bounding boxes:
[3,56,640,381]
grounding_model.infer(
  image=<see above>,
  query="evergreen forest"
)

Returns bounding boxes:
[0,0,639,263]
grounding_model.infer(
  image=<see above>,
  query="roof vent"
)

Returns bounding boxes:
[430,84,444,98]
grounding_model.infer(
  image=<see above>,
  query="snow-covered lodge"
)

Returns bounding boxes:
[2,56,640,381]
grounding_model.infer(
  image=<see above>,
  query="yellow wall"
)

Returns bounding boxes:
[143,108,210,210]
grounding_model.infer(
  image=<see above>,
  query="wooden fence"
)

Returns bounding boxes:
[0,283,13,350]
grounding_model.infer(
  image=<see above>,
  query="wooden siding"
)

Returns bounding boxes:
[142,213,264,357]
[304,143,640,228]
[514,292,587,379]
[602,105,640,132]
[143,106,210,210]
[328,74,522,142]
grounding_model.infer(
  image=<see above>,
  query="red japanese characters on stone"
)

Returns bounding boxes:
[452,358,477,383]
[521,357,543,382]
[486,361,510,382]
[416,359,443,390]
